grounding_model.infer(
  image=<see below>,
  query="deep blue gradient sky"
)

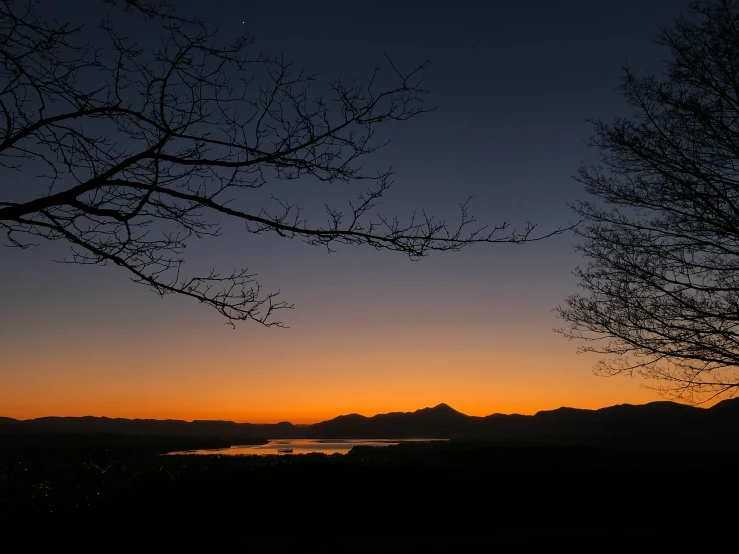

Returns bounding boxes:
[0,0,693,422]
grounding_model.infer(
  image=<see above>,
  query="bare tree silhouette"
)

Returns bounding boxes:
[0,0,561,327]
[557,0,739,402]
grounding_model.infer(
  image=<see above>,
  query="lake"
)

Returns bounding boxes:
[169,438,445,456]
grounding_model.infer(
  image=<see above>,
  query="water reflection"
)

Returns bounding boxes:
[170,438,445,456]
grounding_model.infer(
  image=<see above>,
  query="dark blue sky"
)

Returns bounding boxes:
[0,0,693,421]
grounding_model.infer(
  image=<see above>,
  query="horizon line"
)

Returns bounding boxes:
[1,398,722,425]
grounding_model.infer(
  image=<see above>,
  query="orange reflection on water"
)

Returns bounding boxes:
[170,438,446,456]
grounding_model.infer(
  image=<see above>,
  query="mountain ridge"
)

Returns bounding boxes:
[2,398,739,446]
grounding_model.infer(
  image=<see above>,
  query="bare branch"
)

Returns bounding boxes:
[556,0,739,402]
[0,0,565,327]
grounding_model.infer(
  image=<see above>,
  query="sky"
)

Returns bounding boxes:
[0,0,695,423]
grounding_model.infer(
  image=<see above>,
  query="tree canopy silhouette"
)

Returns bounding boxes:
[0,0,560,327]
[557,0,739,402]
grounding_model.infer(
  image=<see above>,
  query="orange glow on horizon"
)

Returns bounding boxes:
[0,287,685,425]
[0,342,670,425]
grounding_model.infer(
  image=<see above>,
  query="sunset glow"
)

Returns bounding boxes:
[0,278,660,424]
[0,0,687,425]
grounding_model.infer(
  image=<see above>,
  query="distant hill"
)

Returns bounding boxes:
[0,415,274,443]
[2,398,739,448]
[302,399,739,446]
[309,403,476,438]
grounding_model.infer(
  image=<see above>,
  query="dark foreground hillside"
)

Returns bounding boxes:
[2,438,738,551]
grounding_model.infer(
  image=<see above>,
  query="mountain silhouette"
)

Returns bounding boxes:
[0,415,276,442]
[309,403,474,438]
[2,398,739,448]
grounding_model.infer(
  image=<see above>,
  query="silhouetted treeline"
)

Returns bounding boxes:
[4,399,739,550]
[2,440,739,551]
[0,432,266,457]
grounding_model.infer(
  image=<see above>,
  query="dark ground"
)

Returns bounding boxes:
[2,438,738,552]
